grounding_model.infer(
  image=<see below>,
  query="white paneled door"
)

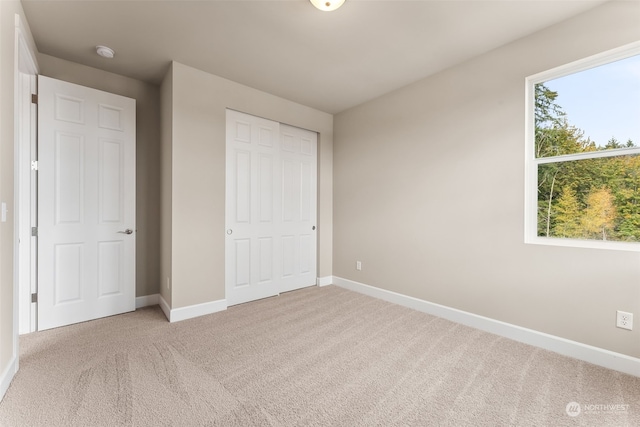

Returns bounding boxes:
[225,110,317,306]
[225,111,282,306]
[279,124,318,293]
[37,76,136,331]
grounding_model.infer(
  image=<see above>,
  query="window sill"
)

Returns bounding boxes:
[525,236,640,252]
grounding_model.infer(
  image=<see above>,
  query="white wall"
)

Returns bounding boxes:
[163,62,333,309]
[333,0,640,358]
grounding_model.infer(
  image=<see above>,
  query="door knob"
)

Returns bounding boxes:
[118,229,134,235]
[227,229,233,235]
[312,226,316,230]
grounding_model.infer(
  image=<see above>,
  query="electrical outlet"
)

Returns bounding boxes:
[616,310,633,330]
[356,261,362,271]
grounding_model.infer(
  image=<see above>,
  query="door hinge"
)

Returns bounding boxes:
[31,94,38,104]
[31,160,38,171]
[31,226,37,237]
[31,293,37,303]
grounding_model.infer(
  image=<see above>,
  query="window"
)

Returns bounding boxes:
[525,42,640,251]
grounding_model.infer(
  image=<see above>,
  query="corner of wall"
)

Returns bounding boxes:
[159,62,173,308]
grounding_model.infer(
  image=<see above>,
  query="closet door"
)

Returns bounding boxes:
[225,111,318,306]
[225,110,281,306]
[279,124,318,293]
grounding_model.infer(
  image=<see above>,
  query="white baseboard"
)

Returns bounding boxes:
[159,294,171,321]
[332,276,640,378]
[135,294,160,309]
[158,295,227,323]
[316,276,333,287]
[0,356,17,403]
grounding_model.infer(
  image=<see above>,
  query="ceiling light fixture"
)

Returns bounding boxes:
[310,0,345,12]
[96,45,115,59]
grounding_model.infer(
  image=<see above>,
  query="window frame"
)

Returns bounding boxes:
[524,41,640,252]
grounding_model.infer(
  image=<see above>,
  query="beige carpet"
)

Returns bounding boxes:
[1,285,639,426]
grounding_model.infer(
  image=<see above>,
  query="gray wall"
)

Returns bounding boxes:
[38,54,161,298]
[333,0,640,358]
[160,63,173,306]
[162,62,333,309]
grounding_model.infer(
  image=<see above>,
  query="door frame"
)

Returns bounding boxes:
[16,50,38,334]
[14,14,39,343]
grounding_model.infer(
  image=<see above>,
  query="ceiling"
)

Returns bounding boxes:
[22,0,607,114]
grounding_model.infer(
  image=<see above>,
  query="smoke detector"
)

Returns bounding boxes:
[96,45,115,59]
